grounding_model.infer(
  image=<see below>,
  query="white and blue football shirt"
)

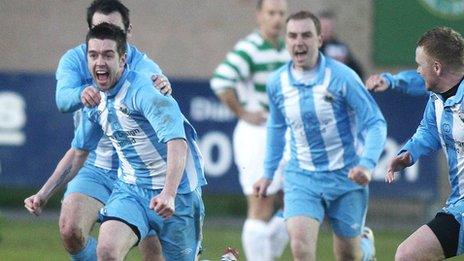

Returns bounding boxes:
[402,79,464,206]
[264,54,387,179]
[55,43,163,171]
[72,68,206,193]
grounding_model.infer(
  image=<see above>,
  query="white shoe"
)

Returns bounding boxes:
[362,227,376,261]
[220,247,239,261]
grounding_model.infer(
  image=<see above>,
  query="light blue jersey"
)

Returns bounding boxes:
[401,80,464,206]
[56,43,162,171]
[264,54,387,179]
[382,70,428,96]
[72,68,206,193]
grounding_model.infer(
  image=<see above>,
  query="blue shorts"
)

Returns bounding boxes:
[64,164,117,204]
[101,181,204,261]
[284,168,368,238]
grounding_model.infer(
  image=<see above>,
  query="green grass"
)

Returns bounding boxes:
[2,189,461,260]
[0,215,411,260]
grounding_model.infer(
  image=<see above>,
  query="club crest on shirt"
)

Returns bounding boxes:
[442,123,451,134]
[323,91,334,103]
[118,105,130,116]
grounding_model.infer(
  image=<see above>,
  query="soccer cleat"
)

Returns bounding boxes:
[362,226,376,261]
[220,247,239,261]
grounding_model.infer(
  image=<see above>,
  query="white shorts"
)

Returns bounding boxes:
[233,120,284,195]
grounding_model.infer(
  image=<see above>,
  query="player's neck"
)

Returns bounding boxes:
[260,31,280,48]
[438,71,464,94]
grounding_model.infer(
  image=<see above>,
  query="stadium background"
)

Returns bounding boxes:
[0,0,463,259]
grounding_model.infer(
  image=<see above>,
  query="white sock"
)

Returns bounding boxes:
[242,219,272,261]
[267,214,289,258]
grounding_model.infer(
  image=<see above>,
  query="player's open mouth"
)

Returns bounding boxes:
[294,50,307,60]
[96,70,109,82]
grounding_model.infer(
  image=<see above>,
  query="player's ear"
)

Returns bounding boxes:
[120,53,127,68]
[126,24,133,39]
[317,34,323,48]
[433,61,442,76]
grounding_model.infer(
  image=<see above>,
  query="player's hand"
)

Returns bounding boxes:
[152,75,172,95]
[81,86,101,107]
[240,111,267,126]
[150,191,175,219]
[253,178,272,198]
[348,166,372,186]
[386,152,413,183]
[24,194,47,216]
[365,74,389,92]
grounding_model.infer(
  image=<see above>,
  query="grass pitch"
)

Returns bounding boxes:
[0,215,412,260]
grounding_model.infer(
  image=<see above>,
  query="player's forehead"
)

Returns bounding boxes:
[87,38,118,53]
[260,0,287,12]
[91,12,125,31]
[415,46,429,64]
[286,18,316,34]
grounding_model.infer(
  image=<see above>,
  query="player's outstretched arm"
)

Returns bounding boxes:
[24,148,74,215]
[386,152,413,183]
[365,74,389,92]
[24,148,88,215]
[150,139,187,219]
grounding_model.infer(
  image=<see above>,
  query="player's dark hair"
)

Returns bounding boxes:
[86,22,127,56]
[417,26,464,70]
[87,0,130,32]
[286,10,321,36]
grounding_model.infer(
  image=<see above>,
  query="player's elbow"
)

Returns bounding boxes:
[167,139,188,157]
[74,149,89,159]
[55,99,72,113]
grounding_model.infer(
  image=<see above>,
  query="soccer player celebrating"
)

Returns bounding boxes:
[72,22,206,260]
[24,1,171,260]
[254,11,385,261]
[386,27,464,260]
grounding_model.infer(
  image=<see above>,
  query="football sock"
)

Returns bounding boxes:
[242,219,272,261]
[361,233,375,261]
[267,210,289,258]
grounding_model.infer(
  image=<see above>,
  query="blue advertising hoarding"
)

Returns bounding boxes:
[0,73,438,200]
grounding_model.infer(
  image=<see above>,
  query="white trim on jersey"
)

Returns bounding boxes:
[114,82,166,188]
[280,72,315,171]
[312,69,346,171]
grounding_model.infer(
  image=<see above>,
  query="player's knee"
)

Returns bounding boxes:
[290,238,314,260]
[97,242,121,261]
[139,236,163,260]
[395,242,416,261]
[59,218,85,251]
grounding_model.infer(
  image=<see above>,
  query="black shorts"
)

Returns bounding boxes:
[427,212,460,258]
